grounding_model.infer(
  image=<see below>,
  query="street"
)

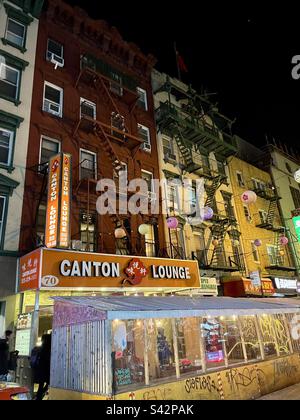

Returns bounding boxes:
[258,383,300,400]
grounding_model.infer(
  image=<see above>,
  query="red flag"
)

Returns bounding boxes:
[177,52,188,73]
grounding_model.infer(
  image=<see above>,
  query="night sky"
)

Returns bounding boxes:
[64,0,300,148]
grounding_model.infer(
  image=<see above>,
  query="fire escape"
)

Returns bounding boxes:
[155,79,240,269]
[73,53,143,254]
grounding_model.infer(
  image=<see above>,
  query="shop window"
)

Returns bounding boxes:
[0,195,7,247]
[43,82,63,117]
[137,87,148,111]
[0,63,20,102]
[80,98,96,120]
[221,316,245,365]
[40,136,61,167]
[112,320,145,391]
[80,212,96,252]
[258,315,278,358]
[80,149,97,180]
[286,313,300,353]
[5,18,26,48]
[0,128,14,169]
[147,319,176,382]
[239,316,262,361]
[272,314,290,356]
[175,318,203,376]
[138,124,151,153]
[201,317,226,370]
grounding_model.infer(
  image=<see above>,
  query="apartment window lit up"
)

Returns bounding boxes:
[80,212,96,252]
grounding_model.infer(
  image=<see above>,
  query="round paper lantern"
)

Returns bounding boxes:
[280,236,289,246]
[254,239,262,247]
[241,191,257,205]
[138,224,150,236]
[279,250,285,257]
[167,217,179,230]
[203,207,214,221]
[212,239,219,247]
[114,228,127,239]
[294,169,300,183]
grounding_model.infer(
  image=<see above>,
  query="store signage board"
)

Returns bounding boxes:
[275,278,297,290]
[19,249,42,292]
[16,313,33,330]
[15,329,31,357]
[199,278,218,295]
[20,248,201,290]
[59,154,72,249]
[250,271,261,287]
[292,215,300,242]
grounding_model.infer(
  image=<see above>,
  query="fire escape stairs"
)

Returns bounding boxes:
[205,175,227,208]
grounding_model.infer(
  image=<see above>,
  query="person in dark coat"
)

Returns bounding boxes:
[31,334,52,400]
[0,330,12,381]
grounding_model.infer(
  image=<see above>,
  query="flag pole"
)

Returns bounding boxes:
[174,42,181,81]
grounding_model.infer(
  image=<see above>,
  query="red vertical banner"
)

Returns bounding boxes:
[45,154,62,249]
[59,154,72,248]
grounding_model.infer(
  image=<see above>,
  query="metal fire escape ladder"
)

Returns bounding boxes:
[205,175,227,208]
[266,197,279,226]
[208,219,229,267]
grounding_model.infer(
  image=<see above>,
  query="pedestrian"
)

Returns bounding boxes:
[30,334,51,400]
[0,330,13,381]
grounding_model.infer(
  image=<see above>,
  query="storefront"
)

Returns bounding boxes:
[271,277,299,297]
[49,295,300,400]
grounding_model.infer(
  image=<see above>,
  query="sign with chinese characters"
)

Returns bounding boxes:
[16,313,33,330]
[199,278,218,295]
[250,271,261,287]
[59,154,72,249]
[19,249,42,292]
[292,215,300,242]
[20,248,201,290]
[243,279,275,296]
[45,154,62,249]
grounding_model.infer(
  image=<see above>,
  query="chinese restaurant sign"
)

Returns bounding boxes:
[20,248,201,290]
[243,279,275,296]
[19,249,42,292]
[45,153,72,249]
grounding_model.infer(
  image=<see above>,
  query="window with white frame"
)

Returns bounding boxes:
[267,245,279,266]
[80,98,96,120]
[46,39,64,67]
[110,72,123,96]
[0,63,20,101]
[141,170,155,201]
[43,82,63,117]
[251,241,260,263]
[168,184,179,211]
[137,87,148,111]
[5,18,26,48]
[40,136,61,165]
[0,128,13,167]
[80,149,97,180]
[162,136,176,160]
[138,124,151,152]
[0,195,7,246]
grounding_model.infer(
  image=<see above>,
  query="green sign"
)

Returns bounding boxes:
[293,216,300,242]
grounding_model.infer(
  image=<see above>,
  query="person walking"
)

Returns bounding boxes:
[31,334,51,400]
[0,330,13,381]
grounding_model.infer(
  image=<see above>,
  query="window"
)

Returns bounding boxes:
[111,112,125,140]
[0,63,20,101]
[145,225,156,258]
[5,18,26,48]
[252,178,260,190]
[222,192,235,219]
[138,124,151,152]
[141,170,154,193]
[110,72,123,96]
[137,87,148,111]
[80,149,97,180]
[80,98,96,120]
[236,172,245,187]
[201,317,225,370]
[175,318,203,375]
[286,162,293,174]
[40,136,61,165]
[259,210,268,224]
[80,212,96,252]
[0,195,7,246]
[258,315,278,358]
[36,203,46,246]
[243,205,251,221]
[46,39,64,67]
[239,316,262,361]
[217,160,226,176]
[251,241,260,263]
[201,154,211,175]
[0,128,13,168]
[43,82,63,117]
[290,186,300,210]
[162,136,176,161]
[221,317,245,365]
[167,184,179,211]
[267,245,280,266]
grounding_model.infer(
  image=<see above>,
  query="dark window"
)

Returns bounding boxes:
[80,150,97,180]
[40,137,60,165]
[0,63,19,100]
[80,212,96,252]
[0,128,13,166]
[237,172,245,187]
[0,195,7,246]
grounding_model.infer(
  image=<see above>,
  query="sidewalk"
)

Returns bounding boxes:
[258,383,300,400]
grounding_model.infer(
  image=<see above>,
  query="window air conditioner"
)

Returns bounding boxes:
[141,143,151,152]
[49,53,64,69]
[44,100,61,116]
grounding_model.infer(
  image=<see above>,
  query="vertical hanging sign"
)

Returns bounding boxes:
[59,154,72,248]
[45,154,62,249]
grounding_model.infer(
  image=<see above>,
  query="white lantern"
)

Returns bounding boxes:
[138,224,150,236]
[115,228,127,239]
[241,191,257,205]
[294,169,300,183]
